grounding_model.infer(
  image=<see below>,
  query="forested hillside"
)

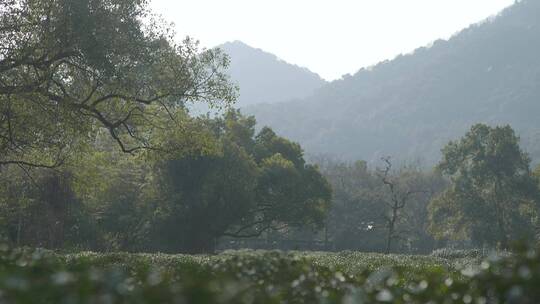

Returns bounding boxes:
[219,41,326,106]
[246,0,540,164]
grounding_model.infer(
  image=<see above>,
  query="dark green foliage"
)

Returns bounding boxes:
[149,139,259,253]
[148,111,332,253]
[0,168,95,249]
[429,124,540,248]
[317,158,447,253]
[1,244,540,303]
[0,111,331,254]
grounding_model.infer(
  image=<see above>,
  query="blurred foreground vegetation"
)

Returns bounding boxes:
[0,244,539,303]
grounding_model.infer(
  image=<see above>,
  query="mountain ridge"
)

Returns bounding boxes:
[244,0,540,165]
[217,40,327,107]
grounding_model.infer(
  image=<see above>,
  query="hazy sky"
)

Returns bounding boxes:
[151,0,515,81]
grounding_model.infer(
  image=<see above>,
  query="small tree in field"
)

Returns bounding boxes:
[377,157,425,254]
[429,124,540,248]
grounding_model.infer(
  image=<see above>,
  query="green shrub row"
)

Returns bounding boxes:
[0,245,539,303]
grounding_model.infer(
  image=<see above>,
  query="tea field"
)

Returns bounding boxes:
[0,245,538,303]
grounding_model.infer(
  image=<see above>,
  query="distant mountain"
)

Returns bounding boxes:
[245,0,540,165]
[218,41,326,107]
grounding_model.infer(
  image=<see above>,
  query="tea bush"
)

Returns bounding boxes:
[0,245,539,303]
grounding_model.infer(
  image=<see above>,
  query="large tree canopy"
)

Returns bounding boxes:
[0,0,236,168]
[428,124,540,248]
[0,111,332,253]
[149,111,332,253]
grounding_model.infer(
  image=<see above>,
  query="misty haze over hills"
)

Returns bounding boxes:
[243,0,540,165]
[218,41,327,107]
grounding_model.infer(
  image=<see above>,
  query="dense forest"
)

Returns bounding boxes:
[1,111,332,253]
[246,0,540,164]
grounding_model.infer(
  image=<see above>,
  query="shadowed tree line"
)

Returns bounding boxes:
[0,111,331,253]
[317,124,540,253]
[0,0,331,253]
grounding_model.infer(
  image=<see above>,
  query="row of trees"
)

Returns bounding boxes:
[3,120,537,254]
[317,124,540,253]
[0,111,331,253]
[318,157,446,253]
[0,0,332,253]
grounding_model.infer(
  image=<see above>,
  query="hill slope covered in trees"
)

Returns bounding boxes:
[245,0,540,164]
[219,41,327,107]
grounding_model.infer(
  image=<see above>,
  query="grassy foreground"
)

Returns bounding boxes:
[0,246,538,303]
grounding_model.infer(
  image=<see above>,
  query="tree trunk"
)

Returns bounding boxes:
[385,208,398,254]
[16,209,22,247]
[493,179,509,249]
[324,220,329,251]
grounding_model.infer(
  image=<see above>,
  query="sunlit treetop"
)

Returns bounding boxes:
[0,0,237,168]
